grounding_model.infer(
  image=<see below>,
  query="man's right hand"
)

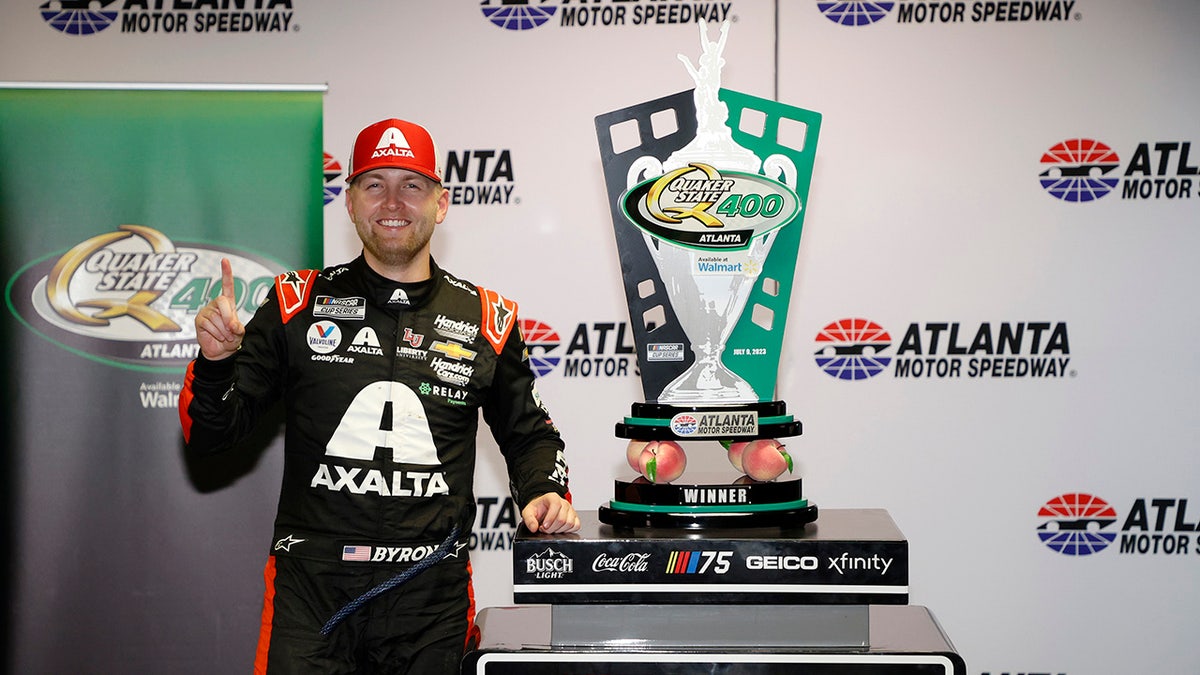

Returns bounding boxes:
[194,257,245,361]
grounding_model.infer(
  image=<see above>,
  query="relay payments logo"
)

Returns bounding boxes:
[1037,492,1200,558]
[1039,138,1199,202]
[814,317,1072,381]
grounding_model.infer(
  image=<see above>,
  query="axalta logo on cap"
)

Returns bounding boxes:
[349,118,442,184]
[374,127,417,160]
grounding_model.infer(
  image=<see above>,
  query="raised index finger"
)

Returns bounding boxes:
[220,257,236,300]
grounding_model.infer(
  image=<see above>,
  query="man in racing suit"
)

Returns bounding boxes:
[179,118,579,674]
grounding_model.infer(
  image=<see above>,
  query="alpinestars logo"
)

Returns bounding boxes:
[1040,138,1199,202]
[815,317,1073,380]
[479,0,732,31]
[41,0,297,35]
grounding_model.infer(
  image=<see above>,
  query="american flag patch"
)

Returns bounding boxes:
[342,545,372,562]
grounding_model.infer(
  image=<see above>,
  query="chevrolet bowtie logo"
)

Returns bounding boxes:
[429,340,477,361]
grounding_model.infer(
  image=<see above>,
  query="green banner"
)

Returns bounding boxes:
[0,85,322,674]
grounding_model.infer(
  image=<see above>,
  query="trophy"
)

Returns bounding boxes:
[595,21,821,529]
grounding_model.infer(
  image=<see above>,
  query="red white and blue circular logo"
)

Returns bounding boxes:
[40,0,119,35]
[670,414,699,436]
[1038,138,1121,202]
[1036,493,1118,556]
[323,152,344,206]
[813,318,892,380]
[520,318,561,378]
[817,2,895,26]
[481,2,557,31]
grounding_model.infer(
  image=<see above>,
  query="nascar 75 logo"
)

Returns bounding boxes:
[665,550,732,574]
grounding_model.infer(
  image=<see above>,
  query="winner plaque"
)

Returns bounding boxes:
[595,21,821,529]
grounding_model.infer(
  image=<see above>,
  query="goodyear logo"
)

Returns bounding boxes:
[7,224,279,370]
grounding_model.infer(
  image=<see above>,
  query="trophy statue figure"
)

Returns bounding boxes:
[595,20,821,529]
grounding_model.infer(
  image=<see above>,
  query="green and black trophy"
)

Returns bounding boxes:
[595,21,822,529]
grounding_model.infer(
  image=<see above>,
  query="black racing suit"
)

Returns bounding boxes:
[180,256,570,674]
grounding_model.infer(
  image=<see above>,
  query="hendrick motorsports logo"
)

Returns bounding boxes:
[814,317,1073,380]
[480,0,732,31]
[40,0,297,35]
[817,1,1079,26]
[1039,138,1199,202]
[6,224,280,370]
[1038,492,1200,557]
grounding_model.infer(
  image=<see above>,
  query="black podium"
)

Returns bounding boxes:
[462,509,965,673]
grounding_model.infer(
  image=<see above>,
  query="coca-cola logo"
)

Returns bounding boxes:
[592,552,651,573]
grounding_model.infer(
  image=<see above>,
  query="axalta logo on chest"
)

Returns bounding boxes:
[309,464,450,497]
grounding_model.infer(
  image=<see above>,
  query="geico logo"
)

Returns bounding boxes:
[746,555,818,570]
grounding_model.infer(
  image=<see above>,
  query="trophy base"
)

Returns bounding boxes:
[616,400,801,441]
[597,473,818,530]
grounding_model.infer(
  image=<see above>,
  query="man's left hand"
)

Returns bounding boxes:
[521,493,581,534]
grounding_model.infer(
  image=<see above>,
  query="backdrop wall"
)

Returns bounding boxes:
[2,2,1197,674]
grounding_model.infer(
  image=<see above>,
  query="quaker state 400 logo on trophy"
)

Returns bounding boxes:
[595,21,821,529]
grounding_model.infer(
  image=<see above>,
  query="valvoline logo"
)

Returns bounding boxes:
[1036,493,1118,555]
[520,318,562,377]
[40,0,119,35]
[817,2,895,26]
[813,318,893,380]
[1038,138,1121,202]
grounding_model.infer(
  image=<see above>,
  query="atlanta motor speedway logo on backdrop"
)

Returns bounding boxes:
[6,224,280,371]
[479,0,734,31]
[813,317,1074,381]
[39,0,298,35]
[1038,138,1200,203]
[1037,492,1200,558]
[324,148,518,208]
[470,495,522,552]
[521,318,638,379]
[816,1,1080,26]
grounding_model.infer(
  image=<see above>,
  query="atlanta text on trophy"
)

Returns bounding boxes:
[594,21,822,529]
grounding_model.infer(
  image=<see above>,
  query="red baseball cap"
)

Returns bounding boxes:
[346,118,442,184]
